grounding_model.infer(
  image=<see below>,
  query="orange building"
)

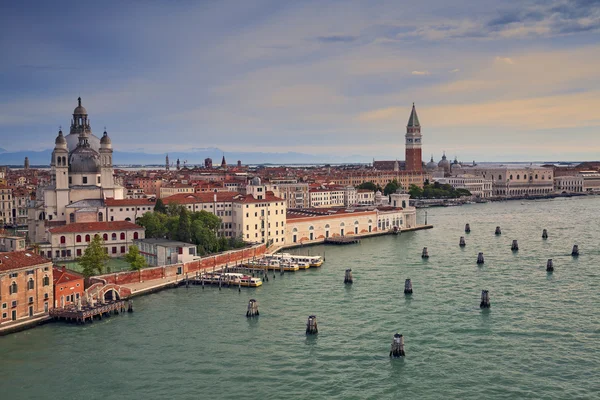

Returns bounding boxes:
[0,251,53,327]
[52,266,84,308]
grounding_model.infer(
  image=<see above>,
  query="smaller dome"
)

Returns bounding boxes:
[73,97,87,115]
[55,130,67,147]
[251,176,262,186]
[100,130,112,145]
[69,146,100,174]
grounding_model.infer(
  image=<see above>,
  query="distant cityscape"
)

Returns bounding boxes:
[1,96,599,334]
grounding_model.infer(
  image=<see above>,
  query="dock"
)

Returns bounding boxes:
[49,300,130,324]
[324,237,361,245]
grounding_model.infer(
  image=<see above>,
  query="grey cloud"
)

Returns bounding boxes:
[316,35,358,43]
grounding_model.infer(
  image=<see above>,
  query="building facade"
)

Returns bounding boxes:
[0,251,53,327]
[434,174,493,198]
[134,238,198,266]
[467,166,554,196]
[52,266,85,308]
[39,221,144,261]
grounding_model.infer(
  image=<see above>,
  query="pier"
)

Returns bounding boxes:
[49,300,129,324]
[324,237,361,245]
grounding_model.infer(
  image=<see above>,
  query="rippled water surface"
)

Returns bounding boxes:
[2,197,600,399]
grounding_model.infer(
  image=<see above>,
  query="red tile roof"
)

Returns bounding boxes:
[165,192,239,204]
[0,251,50,272]
[49,221,143,234]
[105,198,157,206]
[53,266,84,285]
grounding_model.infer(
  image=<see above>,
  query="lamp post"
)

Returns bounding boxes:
[425,211,428,225]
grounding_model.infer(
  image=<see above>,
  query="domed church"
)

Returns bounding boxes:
[29,98,124,242]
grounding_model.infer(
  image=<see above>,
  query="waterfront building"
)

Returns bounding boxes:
[433,174,493,198]
[165,191,287,245]
[52,266,84,308]
[309,188,345,208]
[0,251,53,327]
[580,171,600,192]
[28,98,125,243]
[270,179,310,209]
[38,221,144,261]
[285,193,416,245]
[554,176,584,193]
[134,238,198,266]
[330,170,427,190]
[466,166,554,197]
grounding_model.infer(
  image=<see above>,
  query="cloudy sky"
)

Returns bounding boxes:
[1,0,599,161]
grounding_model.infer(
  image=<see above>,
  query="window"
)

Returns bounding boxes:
[121,246,125,253]
[83,177,88,184]
[60,236,66,244]
[103,233,109,241]
[134,232,139,239]
[28,279,34,290]
[77,249,82,257]
[45,293,49,299]
[112,247,117,254]
[76,235,81,243]
[120,233,125,240]
[85,234,90,242]
[9,282,17,294]
[2,303,6,309]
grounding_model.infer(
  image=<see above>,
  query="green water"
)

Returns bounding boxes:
[2,197,600,399]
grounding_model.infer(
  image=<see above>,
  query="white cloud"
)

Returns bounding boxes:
[411,70,431,75]
[495,56,515,65]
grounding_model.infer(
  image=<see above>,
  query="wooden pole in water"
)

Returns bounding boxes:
[246,299,259,317]
[546,259,554,272]
[421,247,429,258]
[495,226,501,235]
[480,290,490,308]
[477,252,485,264]
[390,333,405,357]
[459,236,466,247]
[344,269,353,284]
[306,315,318,335]
[542,229,548,239]
[465,223,471,233]
[572,245,579,256]
[511,240,519,251]
[404,279,412,295]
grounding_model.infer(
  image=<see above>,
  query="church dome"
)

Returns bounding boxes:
[438,153,450,171]
[69,146,100,174]
[55,130,67,147]
[426,156,437,170]
[100,130,112,146]
[251,176,262,186]
[73,97,87,115]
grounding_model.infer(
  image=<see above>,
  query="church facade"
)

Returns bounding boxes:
[28,98,124,243]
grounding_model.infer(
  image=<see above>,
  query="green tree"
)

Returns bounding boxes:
[176,207,191,242]
[125,245,147,271]
[408,184,423,199]
[154,198,167,213]
[137,212,168,238]
[383,180,401,196]
[356,181,380,192]
[79,235,110,277]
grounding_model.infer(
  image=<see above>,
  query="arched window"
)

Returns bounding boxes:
[510,175,513,180]
[60,236,66,244]
[340,222,345,227]
[292,227,298,232]
[70,213,75,223]
[94,234,99,240]
[112,233,117,241]
[309,226,314,230]
[325,224,330,229]
[103,234,109,241]
[535,174,538,179]
[133,232,139,240]
[524,174,527,180]
[10,282,17,294]
[28,278,34,290]
[125,217,131,222]
[43,276,50,286]
[517,174,520,180]
[498,175,501,180]
[354,220,359,225]
[120,233,125,240]
[98,212,103,222]
[85,234,91,242]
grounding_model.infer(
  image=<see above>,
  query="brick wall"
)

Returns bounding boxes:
[91,244,266,286]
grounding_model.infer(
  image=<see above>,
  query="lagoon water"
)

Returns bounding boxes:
[2,197,600,399]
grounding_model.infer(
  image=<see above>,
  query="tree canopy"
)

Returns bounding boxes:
[154,198,167,213]
[383,180,401,196]
[125,245,146,271]
[136,206,246,256]
[408,182,472,199]
[356,181,382,192]
[79,235,110,277]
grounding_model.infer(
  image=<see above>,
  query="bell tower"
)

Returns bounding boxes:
[405,103,422,172]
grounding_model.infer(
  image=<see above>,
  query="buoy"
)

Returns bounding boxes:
[306,315,318,335]
[480,290,490,308]
[477,252,485,264]
[421,247,429,259]
[404,279,412,295]
[246,299,259,317]
[459,236,466,247]
[511,240,519,251]
[344,269,353,284]
[465,223,471,233]
[495,226,501,235]
[572,245,579,257]
[546,259,553,272]
[389,333,405,357]
[542,229,548,239]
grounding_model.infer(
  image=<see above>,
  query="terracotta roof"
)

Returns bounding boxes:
[53,266,84,285]
[105,198,156,206]
[49,221,143,234]
[0,251,50,272]
[165,192,239,204]
[233,192,284,204]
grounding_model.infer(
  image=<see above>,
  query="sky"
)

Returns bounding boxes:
[0,0,599,162]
